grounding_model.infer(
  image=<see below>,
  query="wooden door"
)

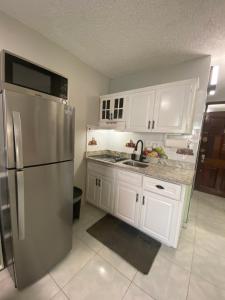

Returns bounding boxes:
[195,111,225,197]
[127,91,155,131]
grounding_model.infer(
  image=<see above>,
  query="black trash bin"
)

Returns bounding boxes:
[73,186,82,220]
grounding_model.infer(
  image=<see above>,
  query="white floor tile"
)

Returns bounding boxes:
[187,274,225,300]
[0,274,59,300]
[123,283,154,300]
[181,220,196,243]
[50,239,95,288]
[195,227,225,255]
[192,245,225,288]
[134,254,190,300]
[98,245,137,280]
[159,236,194,271]
[51,291,68,300]
[63,255,130,300]
[0,269,10,284]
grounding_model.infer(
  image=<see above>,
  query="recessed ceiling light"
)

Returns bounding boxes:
[210,65,219,85]
[209,90,216,96]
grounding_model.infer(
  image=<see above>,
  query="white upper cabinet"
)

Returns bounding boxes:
[99,95,127,127]
[99,78,198,133]
[127,91,155,132]
[152,82,195,133]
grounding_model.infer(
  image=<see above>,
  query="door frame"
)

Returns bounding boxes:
[194,101,225,196]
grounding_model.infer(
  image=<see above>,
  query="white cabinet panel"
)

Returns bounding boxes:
[143,176,181,200]
[127,91,155,131]
[86,163,114,213]
[99,176,114,213]
[153,84,190,133]
[140,191,179,245]
[115,182,140,227]
[86,171,99,207]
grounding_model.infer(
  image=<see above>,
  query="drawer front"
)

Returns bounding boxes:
[143,176,181,200]
[87,162,115,178]
[117,170,142,187]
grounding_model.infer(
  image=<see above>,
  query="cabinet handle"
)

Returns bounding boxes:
[148,120,151,129]
[110,113,113,120]
[142,196,145,205]
[155,184,164,190]
[98,179,101,187]
[152,120,155,129]
[136,193,139,202]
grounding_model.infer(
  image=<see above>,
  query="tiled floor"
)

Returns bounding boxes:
[1,191,225,299]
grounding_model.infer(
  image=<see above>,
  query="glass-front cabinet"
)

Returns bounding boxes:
[100,96,126,122]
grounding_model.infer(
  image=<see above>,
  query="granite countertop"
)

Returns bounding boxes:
[86,151,195,186]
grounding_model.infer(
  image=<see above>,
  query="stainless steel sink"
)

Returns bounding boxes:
[123,160,149,168]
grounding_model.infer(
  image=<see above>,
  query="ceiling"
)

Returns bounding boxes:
[1,0,225,78]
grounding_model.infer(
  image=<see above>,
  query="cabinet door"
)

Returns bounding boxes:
[99,176,114,213]
[153,85,189,133]
[112,97,126,121]
[115,182,140,227]
[127,91,155,131]
[140,191,179,245]
[86,172,99,207]
[100,98,112,121]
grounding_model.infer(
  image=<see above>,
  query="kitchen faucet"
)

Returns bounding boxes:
[134,140,144,162]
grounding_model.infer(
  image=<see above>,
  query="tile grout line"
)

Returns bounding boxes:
[121,280,132,300]
[48,273,70,299]
[132,281,157,300]
[185,192,198,300]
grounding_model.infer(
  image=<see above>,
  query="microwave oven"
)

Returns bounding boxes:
[1,50,68,100]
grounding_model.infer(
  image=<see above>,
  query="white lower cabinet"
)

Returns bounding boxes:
[115,182,141,227]
[86,169,114,213]
[86,163,184,248]
[86,171,99,207]
[99,176,114,213]
[140,191,179,246]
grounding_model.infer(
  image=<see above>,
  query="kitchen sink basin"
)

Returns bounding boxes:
[123,160,149,168]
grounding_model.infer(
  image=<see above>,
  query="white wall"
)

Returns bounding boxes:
[0,11,110,191]
[109,56,211,93]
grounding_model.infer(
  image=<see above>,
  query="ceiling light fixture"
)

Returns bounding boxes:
[208,65,219,96]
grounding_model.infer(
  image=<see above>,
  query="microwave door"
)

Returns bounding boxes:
[3,89,74,169]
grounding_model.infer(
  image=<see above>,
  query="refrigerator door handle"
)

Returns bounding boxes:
[12,111,24,170]
[16,171,25,240]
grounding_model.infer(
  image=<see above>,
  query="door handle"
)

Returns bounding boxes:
[136,193,139,202]
[12,112,24,170]
[16,171,25,240]
[148,121,151,129]
[155,185,165,190]
[152,120,155,130]
[142,196,145,205]
[201,154,205,163]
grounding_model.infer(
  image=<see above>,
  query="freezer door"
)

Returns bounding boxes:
[3,89,74,169]
[8,161,73,289]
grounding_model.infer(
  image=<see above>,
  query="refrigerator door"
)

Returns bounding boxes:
[3,89,74,169]
[7,161,73,289]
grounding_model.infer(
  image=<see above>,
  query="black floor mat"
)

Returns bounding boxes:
[87,214,161,274]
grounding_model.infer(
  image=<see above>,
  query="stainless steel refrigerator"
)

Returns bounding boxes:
[0,88,75,289]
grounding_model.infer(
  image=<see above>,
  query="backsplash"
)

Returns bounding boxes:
[87,129,196,163]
